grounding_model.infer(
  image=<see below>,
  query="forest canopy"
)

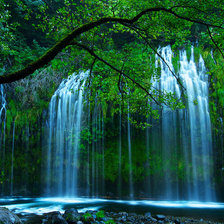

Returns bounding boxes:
[1,0,224,126]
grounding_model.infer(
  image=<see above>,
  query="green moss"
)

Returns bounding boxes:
[172,52,180,74]
[96,210,105,220]
[186,45,191,62]
[193,46,200,64]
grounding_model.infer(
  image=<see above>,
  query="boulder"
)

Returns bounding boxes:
[155,214,166,220]
[0,207,22,224]
[63,208,81,223]
[144,212,152,218]
[45,211,68,224]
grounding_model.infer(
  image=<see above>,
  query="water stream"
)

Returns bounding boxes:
[151,46,214,201]
[0,85,6,195]
[45,71,87,196]
[44,46,215,201]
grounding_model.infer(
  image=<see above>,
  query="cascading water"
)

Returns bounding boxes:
[44,46,215,201]
[10,121,15,196]
[153,46,214,201]
[118,112,122,197]
[46,71,87,196]
[0,85,6,195]
[91,104,105,197]
[127,105,134,199]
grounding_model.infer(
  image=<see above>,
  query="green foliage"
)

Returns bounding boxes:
[0,171,5,184]
[1,0,224,195]
[96,210,105,220]
[172,52,180,74]
[201,46,224,132]
[105,219,116,224]
[83,212,92,220]
[193,46,201,64]
[2,0,223,128]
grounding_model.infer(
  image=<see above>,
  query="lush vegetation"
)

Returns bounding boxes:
[1,0,223,120]
[0,0,223,196]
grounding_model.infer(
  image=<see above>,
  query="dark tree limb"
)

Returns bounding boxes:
[88,57,97,87]
[207,25,224,59]
[127,24,185,90]
[72,41,160,105]
[118,62,125,96]
[1,7,223,84]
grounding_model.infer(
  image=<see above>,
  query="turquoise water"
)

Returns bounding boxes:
[1,197,224,221]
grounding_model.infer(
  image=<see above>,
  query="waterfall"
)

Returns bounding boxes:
[153,46,214,201]
[91,104,105,197]
[46,71,87,196]
[127,105,134,199]
[44,46,215,201]
[118,112,122,197]
[0,85,6,195]
[10,121,15,196]
[180,47,214,200]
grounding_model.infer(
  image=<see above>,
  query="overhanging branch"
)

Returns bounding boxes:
[1,6,223,84]
[126,24,185,90]
[207,26,224,59]
[72,41,160,105]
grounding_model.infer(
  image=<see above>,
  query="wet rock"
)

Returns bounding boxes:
[0,207,22,224]
[150,217,158,222]
[116,215,127,223]
[155,214,166,220]
[81,212,95,224]
[118,212,128,216]
[63,208,80,223]
[45,211,68,224]
[121,215,127,222]
[144,212,152,218]
[76,221,83,224]
[127,215,135,222]
[175,218,181,224]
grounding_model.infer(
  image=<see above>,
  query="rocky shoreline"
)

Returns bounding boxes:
[1,207,224,224]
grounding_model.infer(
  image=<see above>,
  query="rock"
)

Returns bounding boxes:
[102,217,110,222]
[81,212,94,224]
[45,211,68,224]
[150,217,158,222]
[144,212,152,218]
[77,221,83,224]
[127,216,135,222]
[0,207,22,224]
[155,214,166,220]
[118,212,128,216]
[63,208,80,223]
[121,216,127,222]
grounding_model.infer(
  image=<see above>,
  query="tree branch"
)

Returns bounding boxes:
[207,25,224,59]
[1,6,223,83]
[88,57,97,87]
[72,41,160,105]
[127,24,185,90]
